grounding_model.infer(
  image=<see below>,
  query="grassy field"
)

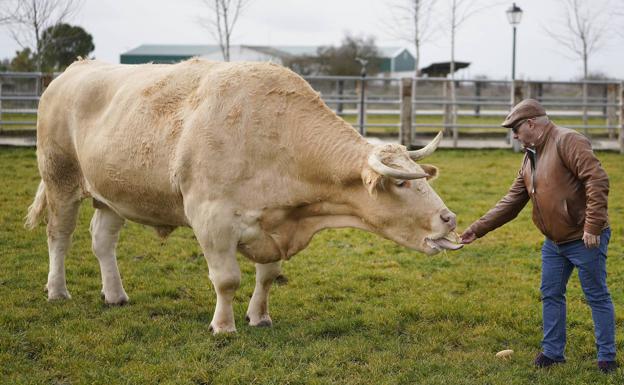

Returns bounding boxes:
[1,147,623,384]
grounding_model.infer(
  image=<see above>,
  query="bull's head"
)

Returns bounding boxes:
[359,132,461,255]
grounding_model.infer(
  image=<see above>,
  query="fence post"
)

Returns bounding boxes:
[527,82,540,100]
[336,79,344,115]
[358,75,367,136]
[511,80,524,152]
[619,81,624,154]
[474,81,481,117]
[443,81,452,136]
[526,81,533,98]
[607,83,617,140]
[400,77,412,146]
[35,73,41,96]
[451,79,458,148]
[0,75,3,133]
[602,85,608,118]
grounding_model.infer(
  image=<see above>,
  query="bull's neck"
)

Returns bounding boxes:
[290,116,372,185]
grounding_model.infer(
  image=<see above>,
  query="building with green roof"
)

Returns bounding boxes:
[120,44,416,76]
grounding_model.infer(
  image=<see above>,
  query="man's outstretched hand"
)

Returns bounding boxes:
[460,229,477,244]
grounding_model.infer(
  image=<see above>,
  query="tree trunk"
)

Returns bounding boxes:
[582,48,588,135]
[413,0,420,77]
[450,0,458,148]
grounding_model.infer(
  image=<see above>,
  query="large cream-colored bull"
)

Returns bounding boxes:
[26,59,461,333]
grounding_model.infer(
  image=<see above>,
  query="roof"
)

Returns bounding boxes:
[378,47,409,57]
[421,61,471,77]
[241,45,297,58]
[121,44,221,57]
[121,44,412,59]
[263,46,319,56]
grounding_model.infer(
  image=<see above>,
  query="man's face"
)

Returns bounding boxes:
[512,118,539,147]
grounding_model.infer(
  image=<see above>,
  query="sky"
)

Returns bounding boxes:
[1,0,623,80]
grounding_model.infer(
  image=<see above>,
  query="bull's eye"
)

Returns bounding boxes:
[395,180,411,188]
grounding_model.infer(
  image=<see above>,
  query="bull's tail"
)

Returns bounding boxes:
[25,180,47,230]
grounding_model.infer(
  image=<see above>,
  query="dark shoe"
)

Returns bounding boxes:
[598,360,618,373]
[534,352,564,368]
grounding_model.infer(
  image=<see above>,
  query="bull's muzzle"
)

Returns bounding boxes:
[440,208,457,231]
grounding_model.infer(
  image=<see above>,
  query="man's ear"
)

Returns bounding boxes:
[361,167,385,196]
[420,164,439,181]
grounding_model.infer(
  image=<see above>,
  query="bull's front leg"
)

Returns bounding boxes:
[246,261,282,327]
[189,202,241,334]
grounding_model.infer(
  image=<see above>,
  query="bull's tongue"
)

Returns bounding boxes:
[432,237,463,250]
[426,235,463,251]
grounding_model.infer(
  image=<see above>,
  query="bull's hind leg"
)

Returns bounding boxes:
[90,206,129,305]
[246,261,282,327]
[45,191,81,301]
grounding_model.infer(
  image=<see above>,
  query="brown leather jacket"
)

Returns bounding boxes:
[469,122,609,243]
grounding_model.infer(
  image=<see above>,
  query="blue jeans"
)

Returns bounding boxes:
[541,227,615,362]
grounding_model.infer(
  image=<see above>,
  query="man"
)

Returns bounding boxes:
[460,99,616,373]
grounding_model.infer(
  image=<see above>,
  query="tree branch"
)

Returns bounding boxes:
[196,0,251,61]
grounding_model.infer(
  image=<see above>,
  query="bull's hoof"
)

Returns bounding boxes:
[105,298,129,306]
[246,314,273,327]
[209,323,237,334]
[47,290,72,301]
[274,274,289,285]
[254,319,273,328]
[46,283,71,301]
[104,293,130,306]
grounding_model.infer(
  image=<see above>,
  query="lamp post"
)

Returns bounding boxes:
[356,58,368,136]
[506,3,523,81]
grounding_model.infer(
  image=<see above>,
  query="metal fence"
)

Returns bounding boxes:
[2,71,623,152]
[0,72,50,131]
[303,75,624,152]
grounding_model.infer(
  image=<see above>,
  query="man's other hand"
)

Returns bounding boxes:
[583,231,600,248]
[460,229,477,244]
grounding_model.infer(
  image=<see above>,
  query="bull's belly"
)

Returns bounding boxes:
[76,134,188,226]
[83,174,187,227]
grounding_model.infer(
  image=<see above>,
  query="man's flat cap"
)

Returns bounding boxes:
[501,98,547,128]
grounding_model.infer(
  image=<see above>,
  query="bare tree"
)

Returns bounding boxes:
[616,4,624,39]
[383,0,438,76]
[197,0,252,62]
[0,1,12,24]
[617,11,624,39]
[545,0,612,79]
[443,0,500,145]
[0,0,83,71]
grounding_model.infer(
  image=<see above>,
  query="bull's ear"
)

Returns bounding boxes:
[362,167,384,196]
[420,164,439,181]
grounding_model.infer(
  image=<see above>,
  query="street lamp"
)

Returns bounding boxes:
[506,3,523,80]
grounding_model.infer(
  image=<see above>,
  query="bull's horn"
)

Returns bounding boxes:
[368,153,429,180]
[408,131,443,161]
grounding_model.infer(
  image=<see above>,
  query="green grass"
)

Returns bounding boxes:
[1,148,623,384]
[0,113,38,133]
